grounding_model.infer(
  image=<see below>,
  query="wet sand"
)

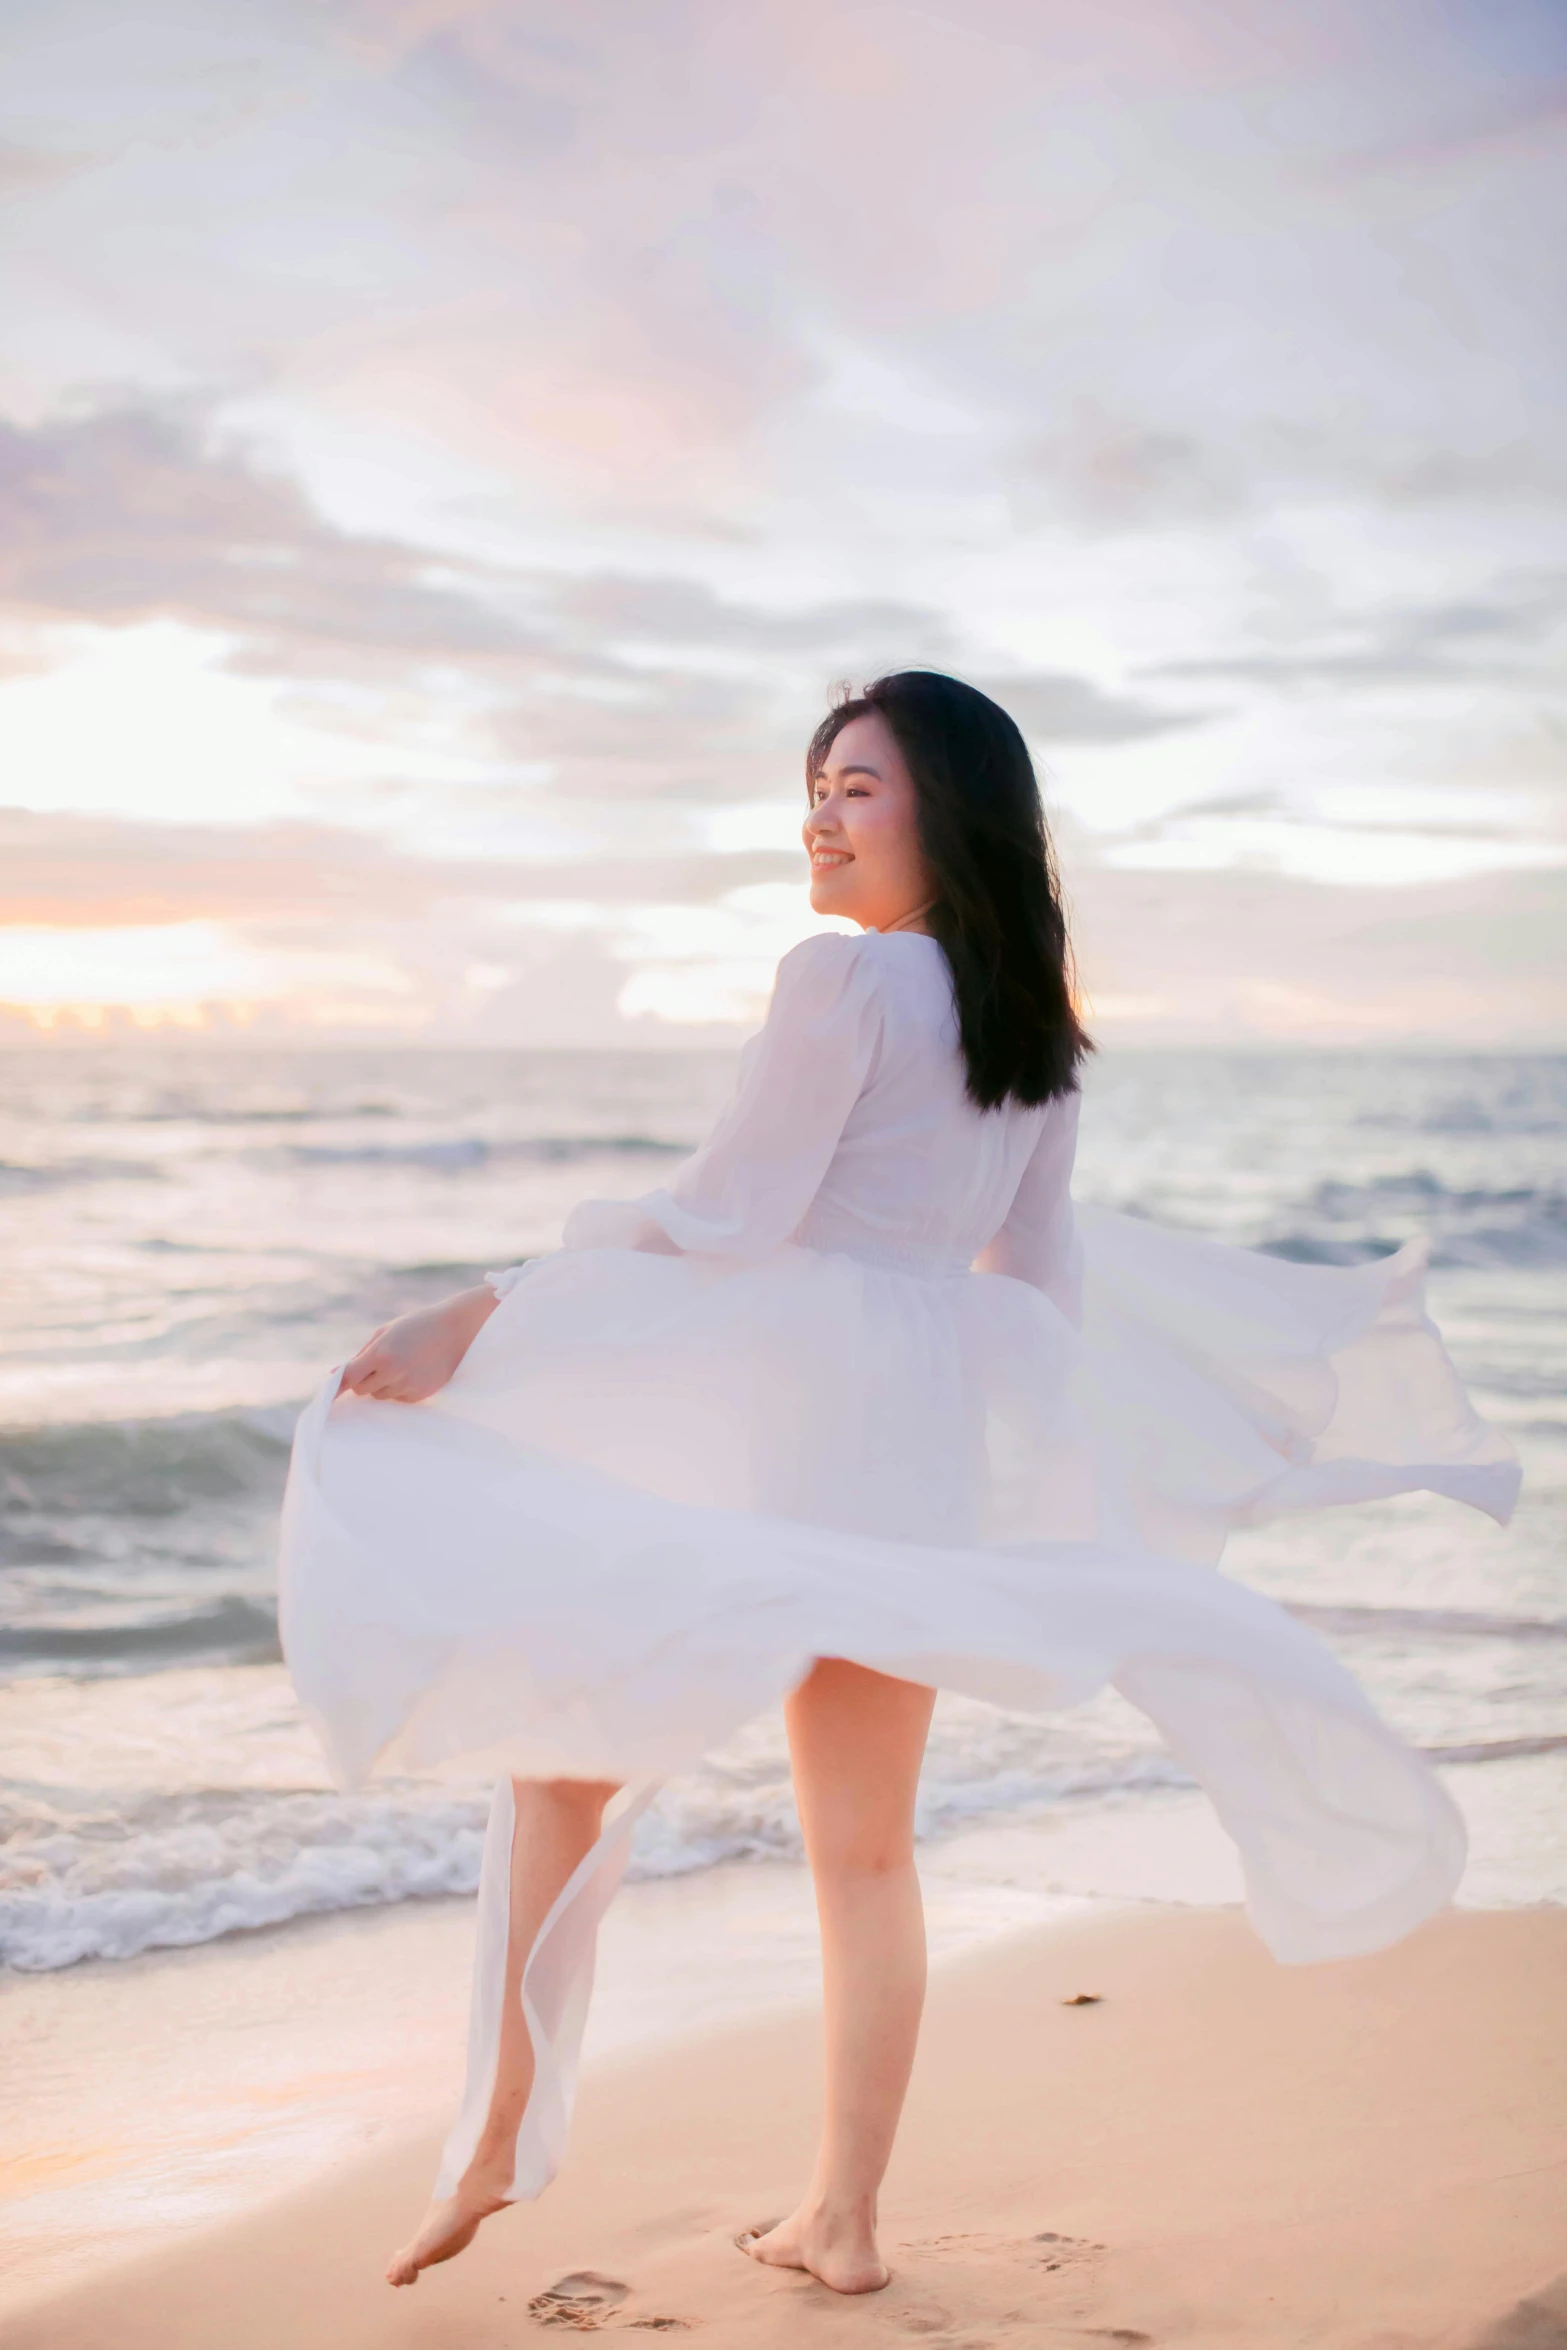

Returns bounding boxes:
[9,1902,1564,2349]
[0,1790,1251,2311]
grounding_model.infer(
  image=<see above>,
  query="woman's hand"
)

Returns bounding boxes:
[340,1285,499,1403]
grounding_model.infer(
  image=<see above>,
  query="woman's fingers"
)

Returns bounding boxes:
[342,1330,384,1388]
[339,1329,444,1402]
[337,1311,470,1405]
[342,1357,422,1402]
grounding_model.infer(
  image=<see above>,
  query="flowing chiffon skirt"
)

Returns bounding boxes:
[277,1203,1518,2203]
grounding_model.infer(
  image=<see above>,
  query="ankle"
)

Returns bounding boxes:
[457,2151,514,2203]
[801,2192,878,2237]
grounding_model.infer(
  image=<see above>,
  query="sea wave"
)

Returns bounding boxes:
[1258,1171,1567,1269]
[0,1407,296,1519]
[2,1712,1555,1973]
[121,1102,397,1126]
[0,1749,1201,1973]
[1425,1733,1567,1765]
[0,1596,281,1674]
[258,1133,687,1172]
[0,1128,686,1195]
[1287,1602,1567,1644]
[0,1156,163,1197]
[1356,1088,1567,1138]
[0,1787,494,1972]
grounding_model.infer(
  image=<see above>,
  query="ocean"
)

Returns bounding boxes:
[3,1044,1564,1973]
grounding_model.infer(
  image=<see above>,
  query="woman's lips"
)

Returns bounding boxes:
[810,850,854,868]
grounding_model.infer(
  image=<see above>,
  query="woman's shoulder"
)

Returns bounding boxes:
[775,928,866,981]
[766,932,880,1032]
[768,932,953,1077]
[776,928,948,988]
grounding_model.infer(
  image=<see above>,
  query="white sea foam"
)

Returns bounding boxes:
[0,1665,1198,1970]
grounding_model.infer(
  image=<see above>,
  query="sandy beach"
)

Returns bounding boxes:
[8,1899,1563,2350]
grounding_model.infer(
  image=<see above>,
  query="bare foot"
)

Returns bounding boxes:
[738,2204,890,2295]
[385,2171,511,2286]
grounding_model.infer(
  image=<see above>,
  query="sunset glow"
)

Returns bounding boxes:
[1,1,1562,1046]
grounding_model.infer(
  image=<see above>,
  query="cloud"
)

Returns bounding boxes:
[967,670,1218,745]
[0,402,919,795]
[1005,410,1567,538]
[479,656,1209,805]
[1108,784,1552,853]
[0,806,804,929]
[1068,859,1567,1045]
[3,0,1566,1042]
[5,803,1558,1049]
[0,145,103,192]
[1005,415,1252,532]
[1,399,1207,802]
[0,405,542,678]
[1321,74,1567,181]
[549,574,948,659]
[1148,575,1567,690]
[0,401,956,698]
[10,0,1565,521]
[0,803,820,1040]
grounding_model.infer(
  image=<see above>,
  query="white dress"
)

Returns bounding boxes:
[277,928,1519,2203]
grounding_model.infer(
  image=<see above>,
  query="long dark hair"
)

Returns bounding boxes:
[805,670,1091,1111]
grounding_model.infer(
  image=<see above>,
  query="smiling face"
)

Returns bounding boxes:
[803,710,935,932]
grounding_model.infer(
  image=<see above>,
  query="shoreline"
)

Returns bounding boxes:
[8,1901,1565,2348]
[5,1771,1564,2322]
[0,1802,1152,2318]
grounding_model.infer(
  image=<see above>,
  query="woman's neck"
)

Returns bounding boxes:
[876,901,937,937]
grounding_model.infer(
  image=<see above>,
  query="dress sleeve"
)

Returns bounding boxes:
[973,1087,1084,1327]
[556,933,883,1263]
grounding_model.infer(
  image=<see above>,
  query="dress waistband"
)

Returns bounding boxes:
[794,1230,973,1281]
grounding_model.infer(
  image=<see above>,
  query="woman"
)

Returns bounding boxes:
[278,670,1518,2298]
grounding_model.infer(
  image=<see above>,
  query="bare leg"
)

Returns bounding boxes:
[387,1776,618,2286]
[744,1658,936,2294]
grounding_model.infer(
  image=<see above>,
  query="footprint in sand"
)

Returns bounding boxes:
[917,2227,1104,2276]
[1031,2231,1105,2273]
[527,2271,631,2328]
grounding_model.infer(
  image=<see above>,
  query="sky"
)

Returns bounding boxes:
[2,0,1564,1047]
